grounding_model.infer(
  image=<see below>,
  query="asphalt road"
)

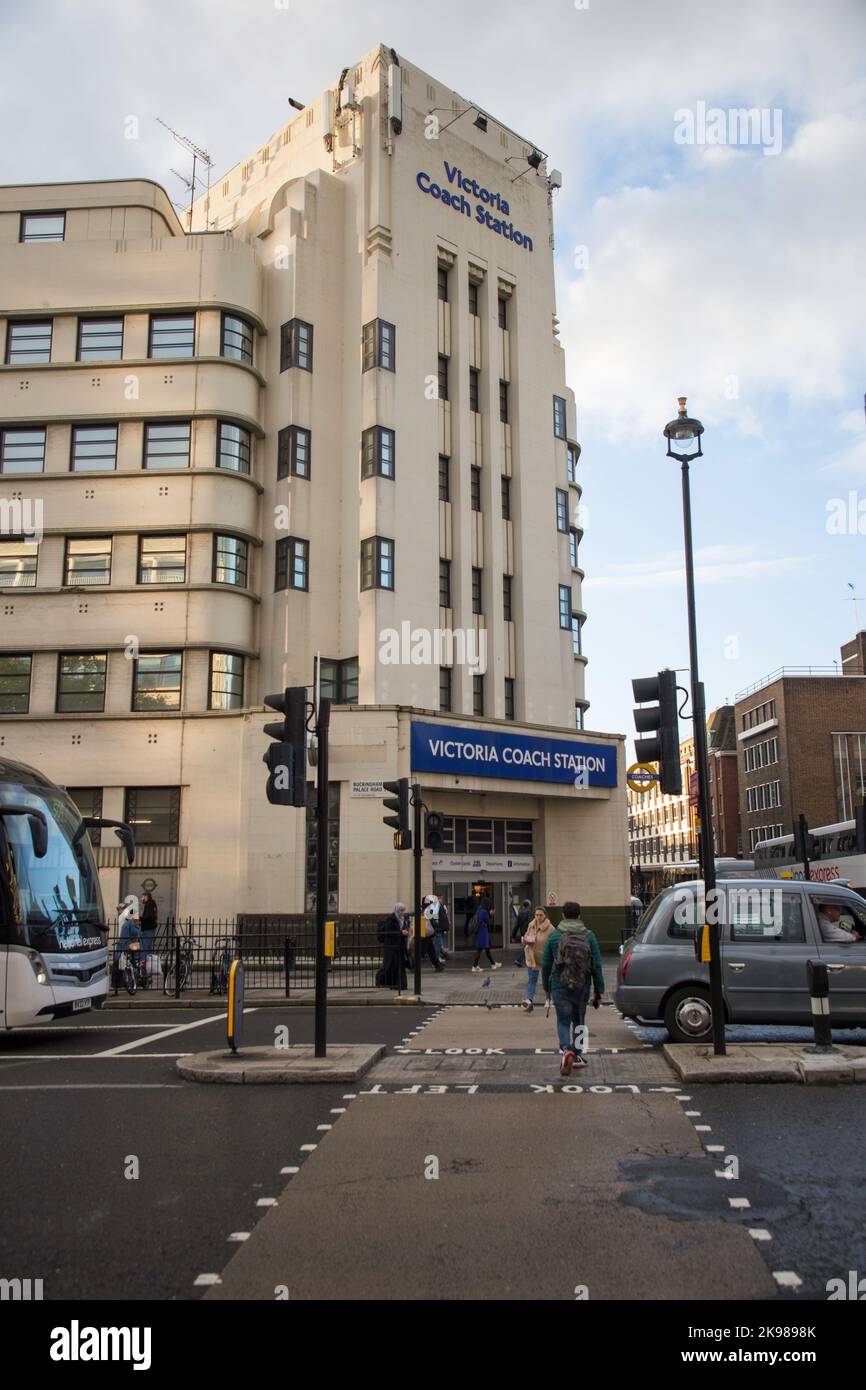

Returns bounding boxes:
[0,1006,431,1301]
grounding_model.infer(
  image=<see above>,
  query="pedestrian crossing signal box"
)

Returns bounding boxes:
[324,922,336,959]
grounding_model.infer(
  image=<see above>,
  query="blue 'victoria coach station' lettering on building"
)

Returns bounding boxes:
[411,722,617,787]
[416,162,534,252]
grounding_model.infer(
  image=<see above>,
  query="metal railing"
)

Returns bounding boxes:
[105,916,387,995]
[735,667,856,699]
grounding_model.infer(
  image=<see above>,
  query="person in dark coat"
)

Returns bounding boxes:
[512,898,533,966]
[471,897,501,973]
[140,891,158,959]
[377,903,410,990]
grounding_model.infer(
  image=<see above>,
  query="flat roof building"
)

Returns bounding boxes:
[0,44,629,946]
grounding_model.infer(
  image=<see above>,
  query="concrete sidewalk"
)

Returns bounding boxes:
[665,1042,866,1085]
[205,1092,776,1301]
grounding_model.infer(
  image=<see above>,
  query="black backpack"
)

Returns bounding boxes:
[554,930,592,990]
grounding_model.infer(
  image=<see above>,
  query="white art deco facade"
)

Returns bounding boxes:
[0,43,630,946]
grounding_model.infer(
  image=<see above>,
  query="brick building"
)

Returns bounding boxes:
[735,637,866,852]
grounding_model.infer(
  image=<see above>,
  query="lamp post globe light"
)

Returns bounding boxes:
[663,398,726,1058]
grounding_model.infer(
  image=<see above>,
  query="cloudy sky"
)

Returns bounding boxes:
[3,0,864,748]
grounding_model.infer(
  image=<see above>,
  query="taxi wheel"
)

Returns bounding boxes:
[664,986,713,1043]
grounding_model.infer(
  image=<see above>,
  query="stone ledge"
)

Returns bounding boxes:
[177,1043,385,1085]
[664,1043,866,1085]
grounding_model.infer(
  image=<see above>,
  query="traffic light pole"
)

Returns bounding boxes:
[413,786,423,1001]
[314,697,332,1059]
[681,460,725,1057]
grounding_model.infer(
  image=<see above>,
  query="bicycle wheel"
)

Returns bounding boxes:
[178,956,191,993]
[123,966,137,996]
[162,959,174,994]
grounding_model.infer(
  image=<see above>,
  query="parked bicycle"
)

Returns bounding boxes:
[210,937,238,995]
[162,935,196,995]
[114,944,150,996]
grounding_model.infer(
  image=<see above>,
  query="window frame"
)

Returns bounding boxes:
[473,674,485,717]
[143,420,192,470]
[208,651,245,711]
[70,423,118,472]
[19,211,66,243]
[138,534,187,586]
[469,367,480,414]
[56,652,108,714]
[362,318,396,373]
[438,455,451,503]
[499,379,509,424]
[77,316,124,362]
[0,427,46,475]
[280,318,314,373]
[472,567,483,616]
[503,574,513,622]
[559,585,572,631]
[553,395,567,440]
[63,536,113,589]
[0,653,32,713]
[439,558,452,609]
[220,312,254,365]
[148,312,196,360]
[123,787,181,846]
[556,488,569,533]
[277,425,312,481]
[361,425,396,481]
[6,319,53,366]
[439,666,453,714]
[0,537,39,588]
[504,678,515,721]
[275,536,310,593]
[131,652,184,713]
[216,420,252,475]
[213,534,249,589]
[437,355,449,401]
[360,536,395,593]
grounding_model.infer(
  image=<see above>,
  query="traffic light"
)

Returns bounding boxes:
[793,815,815,864]
[425,812,445,851]
[263,688,308,808]
[382,778,412,850]
[632,670,682,796]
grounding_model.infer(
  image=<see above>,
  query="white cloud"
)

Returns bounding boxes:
[586,546,806,590]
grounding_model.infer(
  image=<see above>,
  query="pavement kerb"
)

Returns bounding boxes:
[664,1042,866,1085]
[177,1043,385,1085]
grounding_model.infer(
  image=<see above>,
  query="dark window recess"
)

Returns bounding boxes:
[469,281,479,316]
[277,426,311,480]
[471,468,482,512]
[553,395,567,439]
[501,476,511,520]
[58,654,108,713]
[275,537,309,592]
[124,787,181,846]
[361,426,396,481]
[438,355,449,401]
[503,575,513,622]
[439,667,453,713]
[132,653,182,712]
[362,319,395,372]
[505,679,515,721]
[498,295,508,330]
[499,380,509,423]
[280,319,314,372]
[438,455,450,502]
[319,658,359,706]
[470,368,480,413]
[472,568,483,616]
[438,266,449,302]
[360,536,395,591]
[0,654,32,713]
[473,675,484,717]
[439,559,451,609]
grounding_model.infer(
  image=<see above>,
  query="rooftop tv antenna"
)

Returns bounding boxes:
[157,118,214,232]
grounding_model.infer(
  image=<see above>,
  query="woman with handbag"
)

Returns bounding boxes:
[522,907,555,1013]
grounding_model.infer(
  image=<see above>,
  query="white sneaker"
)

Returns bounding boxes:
[492,963,502,971]
[471,966,482,973]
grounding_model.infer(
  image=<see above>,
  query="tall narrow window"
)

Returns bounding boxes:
[556,488,569,533]
[472,568,483,616]
[471,467,482,512]
[501,476,511,520]
[473,675,484,717]
[559,585,572,630]
[438,455,451,502]
[437,266,449,302]
[275,537,309,592]
[505,679,515,721]
[221,313,254,364]
[124,788,181,845]
[213,535,249,588]
[569,529,579,569]
[217,422,251,474]
[469,281,479,316]
[0,654,31,713]
[567,442,580,483]
[439,559,451,609]
[440,667,453,714]
[277,426,311,480]
[553,395,567,439]
[209,653,245,710]
[572,615,582,658]
[503,575,513,622]
[437,355,449,401]
[6,320,52,365]
[362,319,395,372]
[498,295,508,330]
[361,426,396,480]
[499,380,509,423]
[360,537,395,591]
[470,368,480,413]
[280,319,314,372]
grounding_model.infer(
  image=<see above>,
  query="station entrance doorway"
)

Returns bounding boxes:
[435,876,535,955]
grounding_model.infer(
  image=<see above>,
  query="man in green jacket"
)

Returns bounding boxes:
[541,901,605,1076]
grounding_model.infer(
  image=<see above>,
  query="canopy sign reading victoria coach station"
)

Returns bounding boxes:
[411,722,617,788]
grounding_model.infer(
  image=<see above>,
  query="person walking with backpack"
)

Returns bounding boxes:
[541,901,605,1076]
[471,897,501,973]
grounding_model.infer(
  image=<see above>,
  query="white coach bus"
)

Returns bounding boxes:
[0,755,134,1028]
[753,820,866,896]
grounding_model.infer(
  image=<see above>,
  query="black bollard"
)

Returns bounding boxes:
[804,959,840,1055]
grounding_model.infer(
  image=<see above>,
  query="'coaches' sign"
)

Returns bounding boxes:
[411,722,617,788]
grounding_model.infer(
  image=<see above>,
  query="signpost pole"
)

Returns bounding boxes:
[413,785,422,1001]
[314,697,332,1060]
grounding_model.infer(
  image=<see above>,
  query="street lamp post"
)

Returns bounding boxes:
[664,398,726,1058]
